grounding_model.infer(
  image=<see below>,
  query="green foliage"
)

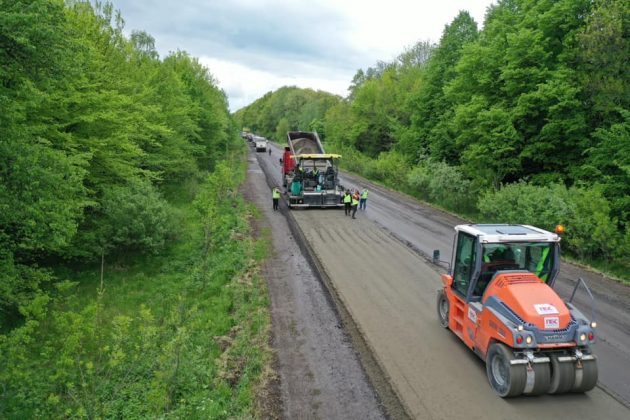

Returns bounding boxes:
[0,0,235,326]
[478,182,620,261]
[404,11,479,163]
[577,0,630,125]
[100,180,175,256]
[363,151,410,186]
[234,86,340,140]
[583,110,630,228]
[478,182,573,231]
[275,117,290,143]
[0,155,271,418]
[407,160,477,213]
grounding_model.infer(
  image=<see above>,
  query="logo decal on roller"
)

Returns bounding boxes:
[544,317,560,329]
[534,303,559,315]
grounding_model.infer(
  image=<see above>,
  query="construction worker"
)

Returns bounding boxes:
[343,190,352,216]
[351,189,360,219]
[359,188,368,210]
[272,186,280,211]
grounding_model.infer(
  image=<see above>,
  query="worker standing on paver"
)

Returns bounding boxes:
[351,189,360,219]
[343,190,352,216]
[272,186,281,211]
[360,188,368,210]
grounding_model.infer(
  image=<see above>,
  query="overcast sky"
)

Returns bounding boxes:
[111,0,496,111]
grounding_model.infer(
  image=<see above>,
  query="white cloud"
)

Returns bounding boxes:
[112,0,496,111]
[199,56,349,111]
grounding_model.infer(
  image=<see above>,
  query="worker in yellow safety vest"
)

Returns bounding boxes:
[351,190,360,219]
[343,190,352,216]
[359,188,368,210]
[272,187,280,211]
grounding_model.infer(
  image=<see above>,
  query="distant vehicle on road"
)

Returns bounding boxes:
[254,136,268,152]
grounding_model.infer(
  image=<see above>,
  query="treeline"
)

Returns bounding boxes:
[238,0,630,277]
[1,1,273,417]
[1,0,231,327]
[233,86,341,142]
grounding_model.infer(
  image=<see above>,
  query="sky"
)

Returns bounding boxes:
[111,0,496,111]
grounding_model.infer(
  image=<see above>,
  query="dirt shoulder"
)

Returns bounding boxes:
[243,151,385,419]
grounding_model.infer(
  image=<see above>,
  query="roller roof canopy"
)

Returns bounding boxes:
[296,154,342,159]
[455,224,561,243]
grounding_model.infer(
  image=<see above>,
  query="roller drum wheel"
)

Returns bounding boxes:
[548,354,575,394]
[527,362,551,395]
[486,343,527,397]
[572,359,598,393]
[436,290,449,328]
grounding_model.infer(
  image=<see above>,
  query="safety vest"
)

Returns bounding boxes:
[343,194,352,203]
[352,195,359,206]
[361,190,368,199]
[272,189,280,199]
[535,247,550,281]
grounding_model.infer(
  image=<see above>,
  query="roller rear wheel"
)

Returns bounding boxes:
[486,343,527,397]
[548,354,575,394]
[526,362,551,395]
[572,359,598,393]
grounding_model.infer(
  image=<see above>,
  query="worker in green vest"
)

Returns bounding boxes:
[351,190,360,219]
[272,186,281,211]
[343,190,352,216]
[359,188,368,210]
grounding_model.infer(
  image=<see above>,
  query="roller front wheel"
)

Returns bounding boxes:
[436,290,449,328]
[486,343,527,397]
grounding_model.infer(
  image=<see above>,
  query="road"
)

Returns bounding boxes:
[258,141,630,418]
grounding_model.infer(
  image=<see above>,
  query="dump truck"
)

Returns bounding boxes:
[435,224,598,397]
[281,131,344,208]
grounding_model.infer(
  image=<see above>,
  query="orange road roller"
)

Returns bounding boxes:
[436,224,598,397]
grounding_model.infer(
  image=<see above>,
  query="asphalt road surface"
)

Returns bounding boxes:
[257,141,630,418]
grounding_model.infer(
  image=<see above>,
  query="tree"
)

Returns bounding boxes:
[404,11,479,163]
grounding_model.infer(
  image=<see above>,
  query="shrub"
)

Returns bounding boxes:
[407,160,476,212]
[364,151,409,186]
[477,182,572,231]
[564,185,620,261]
[101,179,175,257]
[478,182,621,261]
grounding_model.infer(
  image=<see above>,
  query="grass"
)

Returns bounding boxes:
[0,162,274,419]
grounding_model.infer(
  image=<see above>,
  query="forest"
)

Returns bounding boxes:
[1,1,271,417]
[235,0,630,279]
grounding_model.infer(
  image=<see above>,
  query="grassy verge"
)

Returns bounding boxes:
[0,156,274,418]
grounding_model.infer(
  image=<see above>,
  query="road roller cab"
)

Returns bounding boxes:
[436,224,598,397]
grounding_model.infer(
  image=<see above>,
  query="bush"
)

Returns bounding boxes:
[364,151,409,186]
[565,186,620,261]
[477,182,572,231]
[478,182,621,261]
[407,160,476,212]
[101,179,175,257]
